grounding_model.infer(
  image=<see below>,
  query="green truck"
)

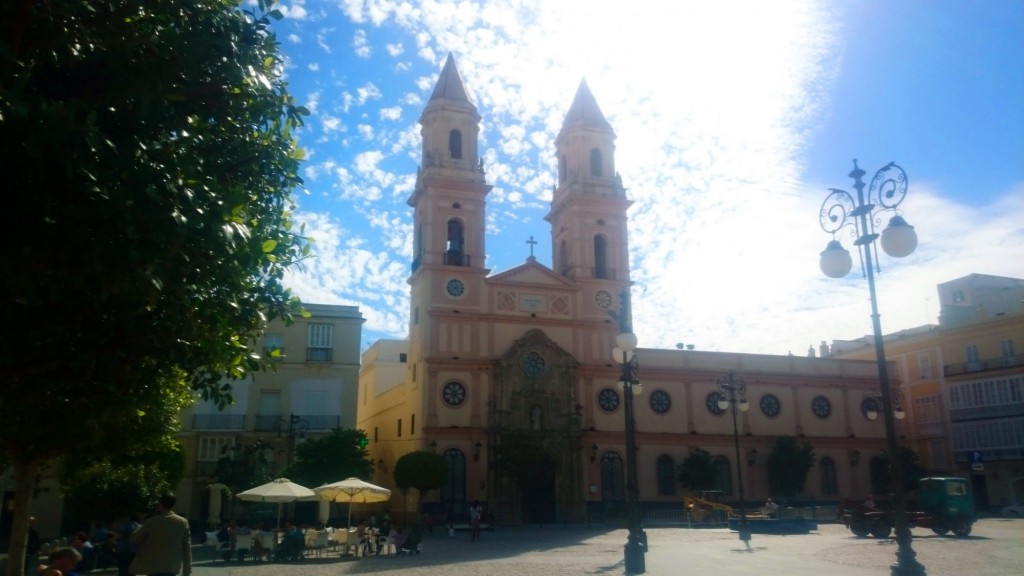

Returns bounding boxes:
[842,477,975,538]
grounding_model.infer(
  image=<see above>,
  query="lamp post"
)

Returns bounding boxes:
[818,159,924,576]
[717,371,751,545]
[277,413,308,465]
[613,288,645,574]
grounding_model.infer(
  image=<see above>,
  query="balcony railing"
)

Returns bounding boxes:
[306,347,333,362]
[944,353,1022,377]
[444,251,471,267]
[949,402,1024,422]
[192,414,245,431]
[254,414,341,432]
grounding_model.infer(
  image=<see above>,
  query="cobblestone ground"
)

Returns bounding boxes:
[193,519,1024,576]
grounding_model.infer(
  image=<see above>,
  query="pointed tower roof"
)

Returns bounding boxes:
[559,79,613,135]
[429,53,472,103]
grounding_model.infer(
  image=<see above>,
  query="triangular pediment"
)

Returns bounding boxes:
[487,258,576,289]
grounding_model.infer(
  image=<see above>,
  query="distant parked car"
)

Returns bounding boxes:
[1001,504,1024,517]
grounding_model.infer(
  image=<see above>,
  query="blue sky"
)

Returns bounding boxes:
[269,0,1024,355]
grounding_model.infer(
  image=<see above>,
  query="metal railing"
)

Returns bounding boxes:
[306,347,333,362]
[944,354,1022,377]
[192,414,245,431]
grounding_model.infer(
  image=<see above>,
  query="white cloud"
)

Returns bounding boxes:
[353,29,371,58]
[287,33,301,44]
[278,1,308,21]
[308,62,319,72]
[379,106,402,121]
[283,1,1024,356]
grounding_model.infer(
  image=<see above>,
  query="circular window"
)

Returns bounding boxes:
[446,278,465,298]
[812,395,832,419]
[595,290,613,309]
[760,394,781,418]
[649,390,671,414]
[705,392,726,415]
[520,351,546,378]
[442,381,466,407]
[598,388,620,412]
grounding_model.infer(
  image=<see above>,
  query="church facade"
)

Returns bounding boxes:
[357,55,894,524]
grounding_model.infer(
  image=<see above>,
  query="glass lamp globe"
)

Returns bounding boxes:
[739,399,750,412]
[611,346,634,363]
[820,240,853,278]
[718,398,729,411]
[880,215,918,258]
[616,332,638,352]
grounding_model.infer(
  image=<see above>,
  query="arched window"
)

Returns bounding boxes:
[820,456,838,495]
[600,452,625,502]
[449,129,462,159]
[440,448,467,512]
[446,219,464,266]
[559,154,567,183]
[593,235,608,279]
[657,455,677,496]
[869,457,887,495]
[715,455,733,495]
[590,148,602,176]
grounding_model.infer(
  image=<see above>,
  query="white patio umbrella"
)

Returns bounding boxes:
[236,478,317,529]
[314,477,391,528]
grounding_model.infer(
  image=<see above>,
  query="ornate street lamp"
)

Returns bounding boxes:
[613,288,645,574]
[818,159,924,576]
[717,371,751,545]
[277,413,308,464]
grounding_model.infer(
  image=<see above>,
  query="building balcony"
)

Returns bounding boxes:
[254,414,340,432]
[949,403,1024,423]
[191,414,245,431]
[306,346,333,362]
[943,353,1022,377]
[444,251,471,267]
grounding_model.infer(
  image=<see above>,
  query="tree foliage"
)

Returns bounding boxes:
[393,451,449,509]
[60,378,192,527]
[282,428,374,488]
[870,446,928,495]
[765,436,816,498]
[214,439,277,495]
[0,2,307,574]
[677,448,721,492]
[491,430,557,485]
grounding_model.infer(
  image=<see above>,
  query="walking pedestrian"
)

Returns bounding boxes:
[129,494,191,576]
[469,502,482,543]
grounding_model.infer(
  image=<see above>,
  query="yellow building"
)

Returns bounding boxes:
[831,274,1024,510]
[357,55,895,524]
[176,303,364,524]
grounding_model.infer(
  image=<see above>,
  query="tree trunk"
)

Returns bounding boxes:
[6,459,40,576]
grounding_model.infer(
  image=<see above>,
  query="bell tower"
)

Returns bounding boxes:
[408,53,490,275]
[545,80,632,304]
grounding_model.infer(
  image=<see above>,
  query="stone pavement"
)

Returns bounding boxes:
[188,519,1023,576]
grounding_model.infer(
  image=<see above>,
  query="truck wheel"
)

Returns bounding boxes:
[951,520,972,537]
[870,518,893,539]
[850,521,870,538]
[931,526,950,536]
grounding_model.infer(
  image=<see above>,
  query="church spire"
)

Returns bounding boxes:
[429,53,472,104]
[558,79,613,137]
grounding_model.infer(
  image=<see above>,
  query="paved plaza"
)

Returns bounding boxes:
[190,518,1024,576]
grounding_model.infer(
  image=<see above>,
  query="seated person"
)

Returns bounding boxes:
[39,547,83,576]
[391,528,407,554]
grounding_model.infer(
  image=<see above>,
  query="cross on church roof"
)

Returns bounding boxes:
[526,235,537,258]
